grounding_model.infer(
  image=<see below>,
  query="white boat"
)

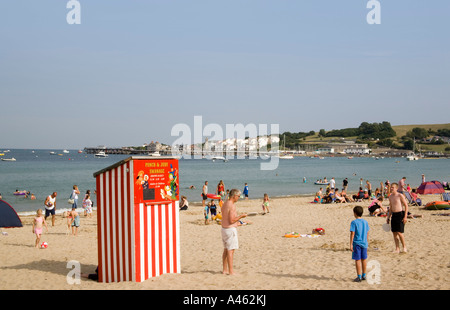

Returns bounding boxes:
[149,151,161,157]
[407,138,420,161]
[49,151,56,155]
[1,157,16,161]
[94,151,108,158]
[280,154,294,159]
[63,150,69,153]
[211,156,228,162]
[406,155,419,161]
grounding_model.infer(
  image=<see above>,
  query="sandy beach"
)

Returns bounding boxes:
[1,194,449,291]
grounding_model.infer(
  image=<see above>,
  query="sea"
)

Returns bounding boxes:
[1,149,449,215]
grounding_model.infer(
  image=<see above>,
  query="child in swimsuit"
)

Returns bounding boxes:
[83,194,93,217]
[32,209,48,248]
[262,193,270,214]
[70,207,80,236]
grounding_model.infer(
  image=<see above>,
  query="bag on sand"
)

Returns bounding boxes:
[312,228,325,235]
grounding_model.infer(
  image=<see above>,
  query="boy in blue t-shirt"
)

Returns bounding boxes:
[350,206,370,282]
[243,183,249,199]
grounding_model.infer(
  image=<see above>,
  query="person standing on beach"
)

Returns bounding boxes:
[217,180,225,199]
[202,181,208,208]
[350,206,369,282]
[330,177,336,191]
[365,180,372,197]
[44,192,57,226]
[343,178,349,192]
[70,207,80,236]
[32,209,48,248]
[221,189,247,275]
[262,193,270,214]
[386,183,408,253]
[243,183,249,200]
[71,185,80,209]
[398,177,406,193]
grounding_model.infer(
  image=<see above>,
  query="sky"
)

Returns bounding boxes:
[0,0,449,149]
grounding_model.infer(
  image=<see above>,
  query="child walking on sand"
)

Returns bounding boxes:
[32,209,48,248]
[204,202,210,225]
[83,194,93,217]
[70,207,80,236]
[262,193,270,214]
[350,206,370,282]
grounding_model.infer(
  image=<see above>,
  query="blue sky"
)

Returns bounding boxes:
[1,1,449,149]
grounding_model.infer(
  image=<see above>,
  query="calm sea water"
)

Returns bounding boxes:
[1,149,449,215]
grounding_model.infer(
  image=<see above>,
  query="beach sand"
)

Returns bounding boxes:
[1,194,449,290]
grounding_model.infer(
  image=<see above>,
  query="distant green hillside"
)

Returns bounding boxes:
[391,123,450,138]
[282,122,450,153]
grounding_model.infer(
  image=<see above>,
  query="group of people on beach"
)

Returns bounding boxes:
[314,176,420,207]
[311,174,428,282]
[32,185,95,248]
[351,180,412,282]
[204,178,411,279]
[196,180,271,225]
[29,172,423,282]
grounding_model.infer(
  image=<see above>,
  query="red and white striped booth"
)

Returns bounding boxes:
[93,156,180,283]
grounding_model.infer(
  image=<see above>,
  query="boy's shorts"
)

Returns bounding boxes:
[391,211,405,233]
[221,227,239,250]
[352,244,368,260]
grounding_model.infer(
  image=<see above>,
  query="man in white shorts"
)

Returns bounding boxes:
[221,189,247,275]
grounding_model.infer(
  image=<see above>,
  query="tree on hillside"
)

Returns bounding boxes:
[406,127,429,140]
[358,121,396,139]
[436,129,450,137]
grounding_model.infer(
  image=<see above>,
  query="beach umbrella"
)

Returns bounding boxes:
[0,200,23,228]
[416,181,445,195]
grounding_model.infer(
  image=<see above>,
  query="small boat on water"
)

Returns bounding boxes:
[95,151,108,158]
[314,181,329,185]
[280,154,294,159]
[63,150,69,154]
[149,151,161,157]
[211,156,228,162]
[50,151,56,155]
[1,157,16,162]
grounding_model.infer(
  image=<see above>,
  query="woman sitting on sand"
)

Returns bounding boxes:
[334,189,346,203]
[180,196,189,210]
[368,197,387,216]
[341,189,353,202]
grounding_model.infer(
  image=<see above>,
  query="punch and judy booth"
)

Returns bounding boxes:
[94,156,180,283]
